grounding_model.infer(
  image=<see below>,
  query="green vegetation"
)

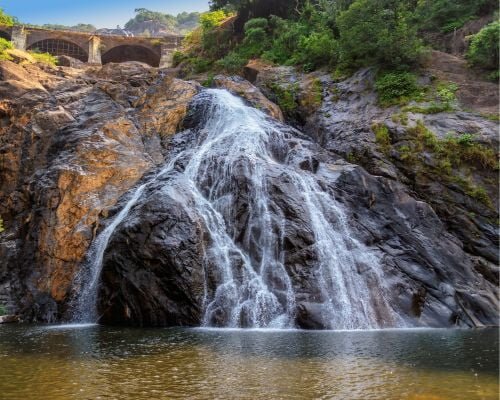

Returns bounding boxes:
[26,23,97,32]
[372,119,497,207]
[401,81,458,113]
[125,8,200,36]
[0,38,13,61]
[0,304,6,316]
[375,72,419,106]
[29,50,58,66]
[0,8,14,26]
[403,121,496,206]
[337,0,422,70]
[372,123,392,153]
[413,0,497,33]
[268,82,299,113]
[178,1,498,80]
[467,21,500,80]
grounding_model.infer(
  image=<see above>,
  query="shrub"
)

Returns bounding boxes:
[0,38,13,61]
[414,0,497,33]
[0,8,14,26]
[372,123,391,153]
[200,10,228,30]
[29,51,58,66]
[296,31,338,71]
[375,71,419,106]
[237,18,269,59]
[338,0,422,69]
[268,82,299,113]
[172,50,187,67]
[216,51,247,73]
[467,21,500,72]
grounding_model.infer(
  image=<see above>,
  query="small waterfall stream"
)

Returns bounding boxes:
[73,89,398,329]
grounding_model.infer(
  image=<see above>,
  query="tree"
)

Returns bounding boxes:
[0,8,14,26]
[414,0,498,32]
[467,21,500,74]
[337,0,422,69]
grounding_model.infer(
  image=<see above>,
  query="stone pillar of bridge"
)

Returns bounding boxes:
[11,26,27,50]
[88,36,102,65]
[159,40,178,69]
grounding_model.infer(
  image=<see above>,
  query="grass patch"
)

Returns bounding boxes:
[402,121,498,206]
[375,71,420,107]
[403,102,452,114]
[0,38,13,61]
[29,51,58,66]
[372,122,391,153]
[268,82,299,114]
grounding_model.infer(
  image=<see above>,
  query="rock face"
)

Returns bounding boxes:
[0,56,498,329]
[0,60,200,320]
[95,89,498,329]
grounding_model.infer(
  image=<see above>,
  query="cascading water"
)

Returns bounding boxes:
[73,88,401,329]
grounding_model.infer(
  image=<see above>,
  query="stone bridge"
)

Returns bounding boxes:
[0,25,183,68]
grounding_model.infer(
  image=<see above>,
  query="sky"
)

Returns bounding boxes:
[1,0,209,28]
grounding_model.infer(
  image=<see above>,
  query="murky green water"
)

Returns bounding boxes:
[0,324,497,400]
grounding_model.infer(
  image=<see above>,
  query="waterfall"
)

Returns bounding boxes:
[73,88,399,329]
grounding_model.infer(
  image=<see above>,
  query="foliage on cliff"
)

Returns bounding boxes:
[181,0,498,77]
[0,38,13,61]
[467,21,500,80]
[25,23,97,32]
[124,8,200,36]
[0,8,14,26]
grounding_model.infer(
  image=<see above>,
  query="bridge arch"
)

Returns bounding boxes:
[0,30,11,41]
[27,39,88,62]
[101,45,160,67]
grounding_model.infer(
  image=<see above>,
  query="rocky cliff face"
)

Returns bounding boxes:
[0,60,200,320]
[0,56,497,328]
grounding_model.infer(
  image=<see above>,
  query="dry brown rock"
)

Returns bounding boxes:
[213,74,284,121]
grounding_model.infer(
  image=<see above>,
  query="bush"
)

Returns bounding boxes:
[296,31,338,71]
[0,8,14,26]
[414,0,497,33]
[338,0,422,70]
[172,50,187,67]
[0,38,13,61]
[0,38,12,51]
[29,51,58,66]
[467,21,500,72]
[237,18,269,59]
[216,51,247,73]
[375,71,419,106]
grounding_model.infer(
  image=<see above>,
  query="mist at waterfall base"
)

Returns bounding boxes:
[70,88,404,329]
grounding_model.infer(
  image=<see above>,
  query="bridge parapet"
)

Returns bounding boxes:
[0,25,183,68]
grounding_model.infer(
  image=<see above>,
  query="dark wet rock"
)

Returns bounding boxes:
[97,92,498,329]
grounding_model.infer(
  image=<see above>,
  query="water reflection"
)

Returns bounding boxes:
[0,325,498,399]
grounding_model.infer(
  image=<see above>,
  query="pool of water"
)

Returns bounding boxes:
[0,324,497,399]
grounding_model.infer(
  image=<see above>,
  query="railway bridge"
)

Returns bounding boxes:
[0,25,182,68]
